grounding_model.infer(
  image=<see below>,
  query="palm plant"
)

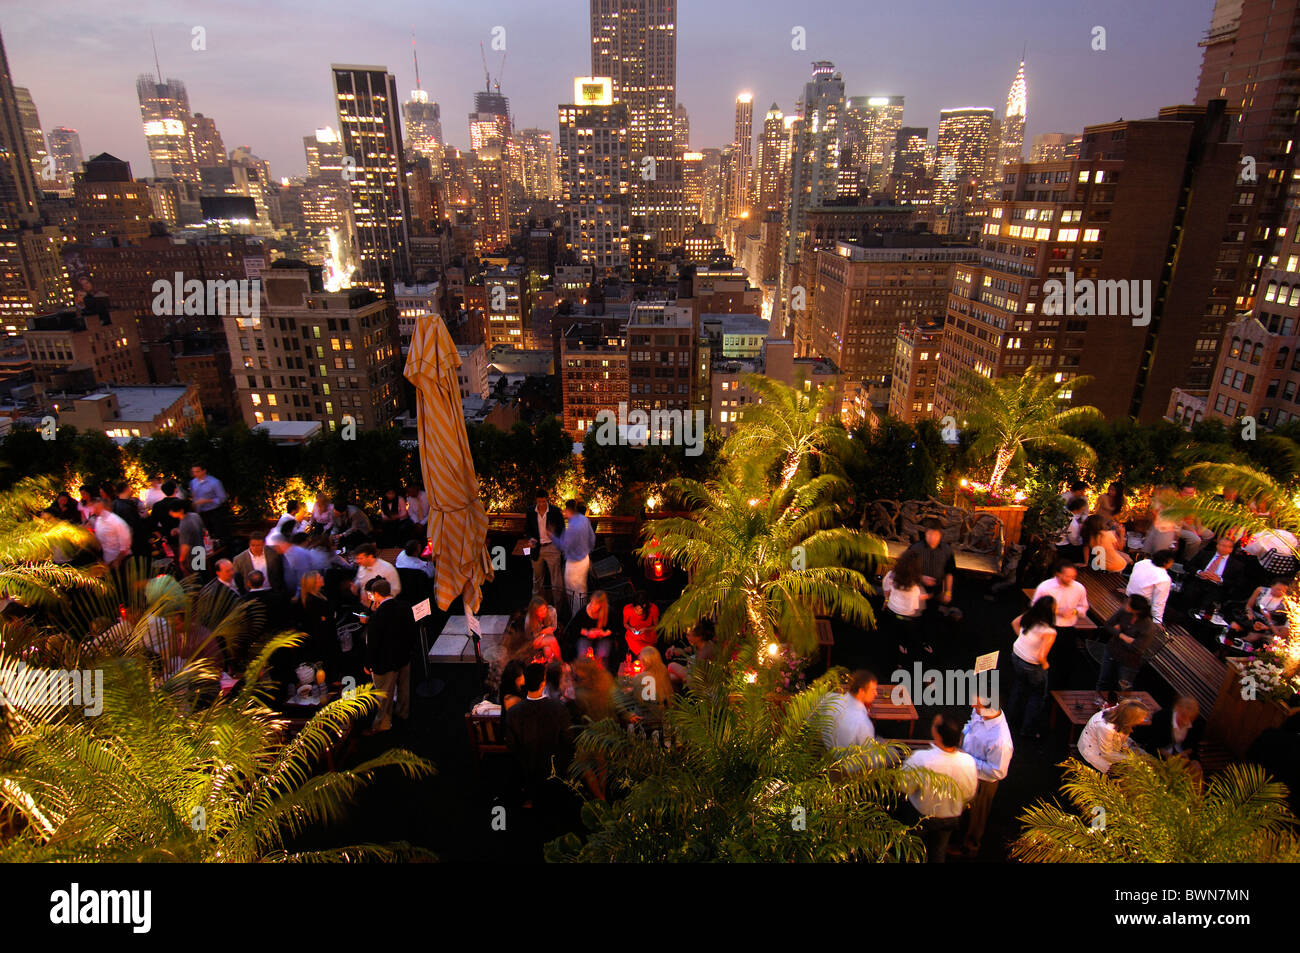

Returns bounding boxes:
[0,478,101,614]
[546,664,931,862]
[721,374,848,491]
[642,472,885,655]
[1013,754,1300,862]
[1165,454,1300,545]
[960,368,1103,490]
[0,634,435,861]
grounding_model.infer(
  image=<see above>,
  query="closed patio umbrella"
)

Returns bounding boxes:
[404,313,492,614]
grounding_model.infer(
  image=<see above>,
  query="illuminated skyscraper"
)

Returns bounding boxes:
[13,87,47,188]
[728,94,754,220]
[934,106,997,208]
[997,61,1027,172]
[755,103,785,213]
[784,61,845,265]
[558,77,630,269]
[517,128,558,200]
[675,102,690,154]
[331,63,411,290]
[0,31,41,226]
[591,0,686,249]
[402,36,443,176]
[188,113,226,168]
[846,95,904,193]
[47,126,84,181]
[137,75,200,182]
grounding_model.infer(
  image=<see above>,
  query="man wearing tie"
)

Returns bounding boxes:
[1187,536,1246,614]
[525,490,565,608]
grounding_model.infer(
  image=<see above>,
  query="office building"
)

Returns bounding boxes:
[997,62,1027,173]
[558,76,631,270]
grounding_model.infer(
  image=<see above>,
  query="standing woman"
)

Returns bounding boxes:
[1007,595,1057,738]
[623,590,660,657]
[290,570,337,677]
[882,549,930,657]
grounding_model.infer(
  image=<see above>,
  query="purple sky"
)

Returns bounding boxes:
[6,0,1212,181]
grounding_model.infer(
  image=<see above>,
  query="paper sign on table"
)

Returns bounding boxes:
[411,598,431,620]
[975,650,999,673]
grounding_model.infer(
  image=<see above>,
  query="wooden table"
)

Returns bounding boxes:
[1021,589,1097,629]
[872,682,919,737]
[1050,690,1160,748]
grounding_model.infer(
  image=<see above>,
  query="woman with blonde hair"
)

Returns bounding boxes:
[1083,514,1131,572]
[1077,699,1150,774]
[575,590,612,664]
[523,595,561,661]
[636,645,673,709]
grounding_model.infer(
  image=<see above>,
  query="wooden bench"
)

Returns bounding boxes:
[1072,568,1225,717]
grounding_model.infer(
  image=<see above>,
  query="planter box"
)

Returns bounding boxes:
[974,504,1027,546]
[1206,659,1300,758]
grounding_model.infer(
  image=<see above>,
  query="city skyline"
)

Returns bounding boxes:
[5,0,1209,180]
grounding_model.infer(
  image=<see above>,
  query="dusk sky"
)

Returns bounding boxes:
[5,0,1212,180]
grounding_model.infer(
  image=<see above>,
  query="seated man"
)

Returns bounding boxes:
[352,542,401,599]
[1185,536,1249,615]
[1133,695,1202,761]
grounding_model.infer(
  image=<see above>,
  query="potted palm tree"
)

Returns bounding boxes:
[957,369,1102,544]
[1014,754,1300,862]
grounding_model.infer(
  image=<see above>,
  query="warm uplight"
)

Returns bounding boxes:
[960,479,969,487]
[744,671,758,683]
[766,642,779,657]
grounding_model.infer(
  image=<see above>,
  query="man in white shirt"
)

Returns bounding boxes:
[812,670,877,752]
[395,540,435,579]
[902,713,979,863]
[89,499,132,568]
[1032,560,1090,688]
[404,485,429,531]
[1126,551,1173,625]
[954,698,1014,858]
[351,542,401,599]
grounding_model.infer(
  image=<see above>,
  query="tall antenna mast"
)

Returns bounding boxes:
[151,29,162,82]
[411,26,421,90]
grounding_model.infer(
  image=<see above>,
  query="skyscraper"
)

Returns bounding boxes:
[13,87,47,188]
[846,95,904,193]
[934,106,997,208]
[187,113,226,168]
[784,62,845,268]
[729,93,754,219]
[997,61,1028,172]
[0,31,42,227]
[756,103,786,213]
[47,127,84,181]
[402,36,443,176]
[591,0,686,249]
[137,75,200,182]
[331,63,411,290]
[558,76,630,269]
[675,102,690,154]
[517,128,558,201]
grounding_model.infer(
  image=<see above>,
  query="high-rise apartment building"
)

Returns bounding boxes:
[997,62,1027,172]
[187,113,226,168]
[73,153,153,246]
[889,321,945,422]
[935,100,1256,423]
[591,0,686,249]
[558,76,631,270]
[627,301,695,414]
[804,239,976,418]
[331,63,411,291]
[470,144,511,254]
[675,102,690,154]
[560,320,628,439]
[225,262,401,430]
[25,306,146,392]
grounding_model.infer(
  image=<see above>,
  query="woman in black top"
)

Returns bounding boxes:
[47,491,82,524]
[1096,594,1157,692]
[378,488,406,546]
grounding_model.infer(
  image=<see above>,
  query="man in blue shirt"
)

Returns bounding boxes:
[189,464,228,543]
[953,695,1014,859]
[558,499,596,617]
[269,533,314,598]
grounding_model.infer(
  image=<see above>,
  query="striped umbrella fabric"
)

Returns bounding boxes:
[404,313,491,612]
